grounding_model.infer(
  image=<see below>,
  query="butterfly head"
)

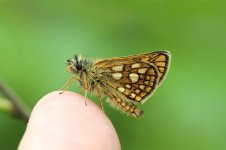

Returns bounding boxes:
[66,55,92,74]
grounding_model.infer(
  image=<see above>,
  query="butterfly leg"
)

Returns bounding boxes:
[79,88,83,94]
[82,76,89,106]
[59,76,80,94]
[79,88,88,106]
[84,89,88,106]
[96,86,104,111]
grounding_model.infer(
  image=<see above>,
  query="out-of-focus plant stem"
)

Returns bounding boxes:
[0,80,30,122]
[0,98,14,114]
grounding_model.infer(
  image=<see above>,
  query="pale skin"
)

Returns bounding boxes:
[18,91,121,150]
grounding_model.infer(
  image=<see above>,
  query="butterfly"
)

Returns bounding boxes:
[61,51,171,118]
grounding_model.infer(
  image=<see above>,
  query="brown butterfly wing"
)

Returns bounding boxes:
[92,51,170,104]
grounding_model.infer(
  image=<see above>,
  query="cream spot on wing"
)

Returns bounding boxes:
[116,98,121,102]
[136,96,142,101]
[131,63,141,68]
[121,102,126,106]
[130,93,136,98]
[138,68,148,74]
[129,73,139,83]
[125,105,130,110]
[145,87,152,92]
[159,67,165,72]
[112,65,124,71]
[126,84,131,89]
[150,76,155,81]
[135,89,140,94]
[140,92,146,97]
[124,89,130,95]
[144,81,149,85]
[130,107,135,112]
[112,73,122,80]
[118,87,125,92]
[149,82,154,86]
[149,69,155,75]
[139,85,145,90]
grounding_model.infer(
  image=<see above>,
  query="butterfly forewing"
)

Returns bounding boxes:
[92,51,170,104]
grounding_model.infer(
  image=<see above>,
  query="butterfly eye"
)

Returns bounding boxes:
[76,62,82,70]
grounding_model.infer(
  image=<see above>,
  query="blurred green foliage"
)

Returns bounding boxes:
[0,0,226,149]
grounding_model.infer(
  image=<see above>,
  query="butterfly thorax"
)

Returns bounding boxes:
[66,55,96,91]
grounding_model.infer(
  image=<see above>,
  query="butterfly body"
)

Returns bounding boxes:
[64,51,171,118]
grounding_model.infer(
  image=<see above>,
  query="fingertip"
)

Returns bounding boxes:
[19,91,120,150]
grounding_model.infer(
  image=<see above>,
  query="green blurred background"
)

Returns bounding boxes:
[0,0,226,149]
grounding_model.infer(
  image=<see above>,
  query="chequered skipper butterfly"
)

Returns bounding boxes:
[61,51,171,118]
